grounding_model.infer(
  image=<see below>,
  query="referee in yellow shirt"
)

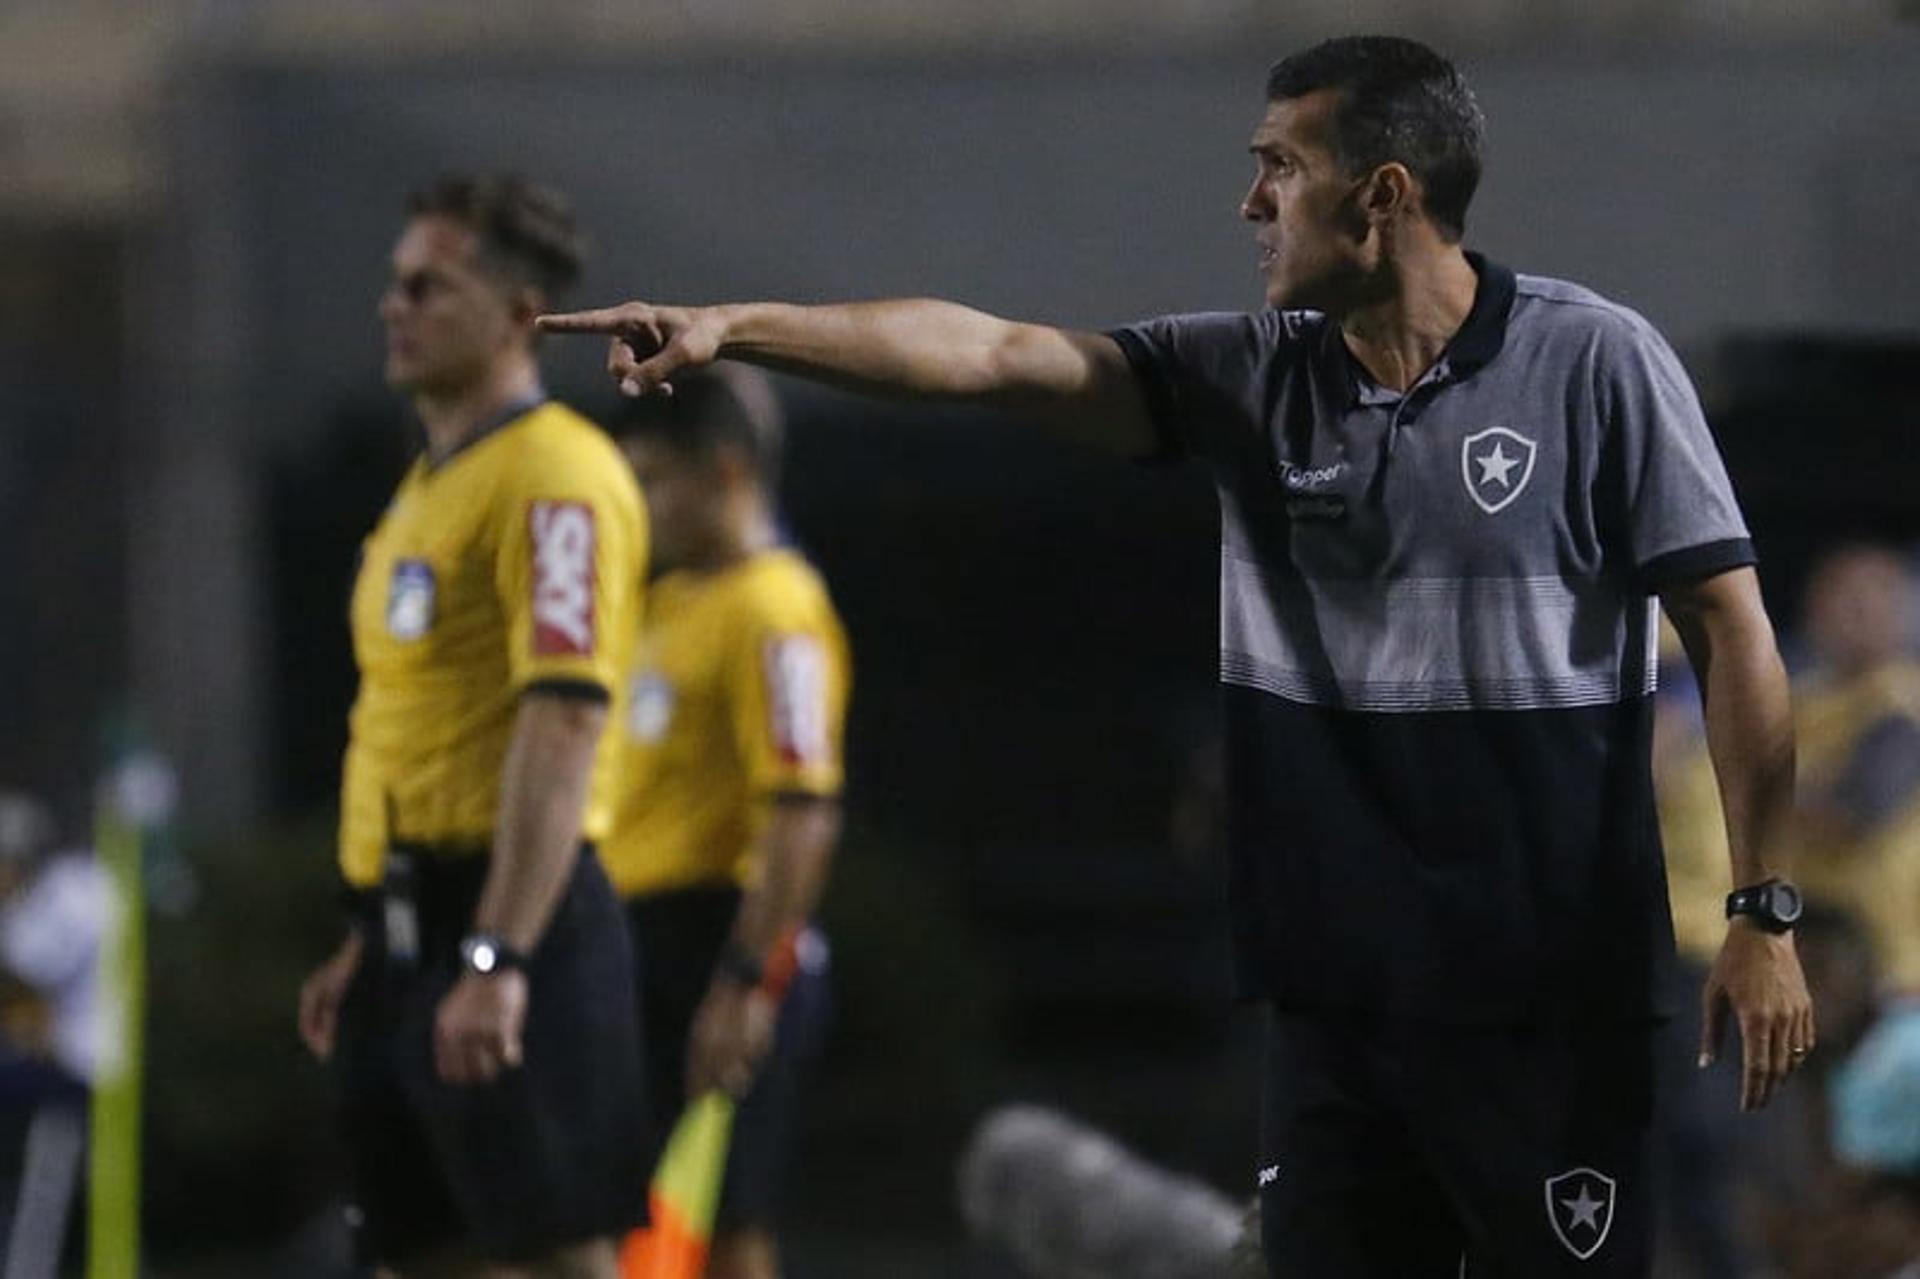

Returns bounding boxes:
[295,174,650,1277]
[604,368,849,1279]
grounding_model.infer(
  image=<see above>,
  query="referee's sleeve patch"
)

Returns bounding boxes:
[529,500,596,657]
[764,635,829,766]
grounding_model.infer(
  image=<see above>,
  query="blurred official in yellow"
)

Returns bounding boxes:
[604,367,848,1279]
[295,174,649,1278]
[1786,545,1920,998]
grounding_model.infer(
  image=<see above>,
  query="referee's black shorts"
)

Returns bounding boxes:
[627,884,831,1229]
[1258,1007,1664,1279]
[334,845,651,1267]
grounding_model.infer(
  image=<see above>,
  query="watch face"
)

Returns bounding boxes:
[467,940,498,973]
[1767,882,1804,925]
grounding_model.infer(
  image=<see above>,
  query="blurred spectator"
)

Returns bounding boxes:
[1769,1004,1920,1279]
[0,790,116,1277]
[1789,545,1920,999]
[1831,1006,1920,1180]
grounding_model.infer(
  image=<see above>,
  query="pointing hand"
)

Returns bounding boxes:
[536,302,726,398]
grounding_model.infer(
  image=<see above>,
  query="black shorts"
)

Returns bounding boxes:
[1258,1008,1664,1279]
[627,885,831,1229]
[335,846,651,1266]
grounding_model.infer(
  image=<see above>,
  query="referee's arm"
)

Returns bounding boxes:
[688,795,842,1100]
[435,690,607,1086]
[537,299,1159,460]
[1661,565,1812,1114]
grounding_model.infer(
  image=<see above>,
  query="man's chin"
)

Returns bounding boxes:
[386,362,448,397]
[1268,277,1339,315]
[1263,272,1311,311]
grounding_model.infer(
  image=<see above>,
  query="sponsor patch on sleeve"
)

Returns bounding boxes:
[528,501,596,657]
[764,635,829,766]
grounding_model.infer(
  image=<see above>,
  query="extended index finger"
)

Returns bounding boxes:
[535,306,639,335]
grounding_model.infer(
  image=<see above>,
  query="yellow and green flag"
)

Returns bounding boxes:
[620,1092,737,1279]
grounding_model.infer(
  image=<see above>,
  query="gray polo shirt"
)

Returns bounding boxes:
[1111,256,1753,1022]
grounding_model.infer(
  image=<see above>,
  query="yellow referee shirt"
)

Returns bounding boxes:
[339,401,646,888]
[602,548,849,899]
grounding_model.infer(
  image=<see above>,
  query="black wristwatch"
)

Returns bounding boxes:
[460,933,531,977]
[714,941,766,989]
[1725,878,1803,934]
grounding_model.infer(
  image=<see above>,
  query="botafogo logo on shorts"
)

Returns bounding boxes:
[1544,1166,1616,1260]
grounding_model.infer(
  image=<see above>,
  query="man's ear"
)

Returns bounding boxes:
[510,286,547,329]
[1360,162,1416,227]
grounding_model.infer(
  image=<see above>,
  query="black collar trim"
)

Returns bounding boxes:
[1320,251,1516,403]
[423,392,548,471]
[1446,251,1516,374]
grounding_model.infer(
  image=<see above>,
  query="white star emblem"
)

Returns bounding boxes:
[1545,1167,1617,1259]
[1460,427,1538,514]
[1476,441,1520,488]
[1562,1185,1605,1232]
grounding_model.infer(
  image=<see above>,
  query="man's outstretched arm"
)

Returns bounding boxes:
[537,298,1160,459]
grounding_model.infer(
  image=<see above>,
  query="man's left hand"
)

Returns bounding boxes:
[433,970,530,1087]
[1699,920,1816,1113]
[686,980,777,1100]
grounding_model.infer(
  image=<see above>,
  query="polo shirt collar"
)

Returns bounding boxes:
[1446,251,1516,375]
[422,390,548,471]
[1320,251,1517,406]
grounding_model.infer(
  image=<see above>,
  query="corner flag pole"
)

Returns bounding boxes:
[87,795,143,1279]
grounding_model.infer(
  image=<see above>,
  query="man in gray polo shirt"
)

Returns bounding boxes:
[543,34,1813,1279]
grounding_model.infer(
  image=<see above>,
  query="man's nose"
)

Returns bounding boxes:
[1240,180,1272,222]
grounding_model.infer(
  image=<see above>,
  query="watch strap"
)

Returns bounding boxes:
[461,933,531,975]
[715,941,766,989]
[1725,878,1797,933]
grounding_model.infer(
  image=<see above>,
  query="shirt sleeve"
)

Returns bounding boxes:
[492,440,642,700]
[725,592,848,800]
[1597,316,1755,590]
[1105,311,1281,465]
